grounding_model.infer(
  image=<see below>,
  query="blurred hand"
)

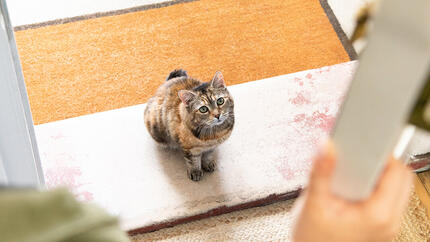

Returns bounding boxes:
[292,142,413,242]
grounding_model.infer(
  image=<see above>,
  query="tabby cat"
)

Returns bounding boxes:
[144,69,235,181]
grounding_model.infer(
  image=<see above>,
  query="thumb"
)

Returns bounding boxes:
[308,140,337,194]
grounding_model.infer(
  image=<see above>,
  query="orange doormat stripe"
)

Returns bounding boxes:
[15,0,351,125]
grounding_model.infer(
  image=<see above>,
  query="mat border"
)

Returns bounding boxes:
[127,189,300,235]
[319,0,358,60]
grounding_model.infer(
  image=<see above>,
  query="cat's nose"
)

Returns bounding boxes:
[215,114,220,119]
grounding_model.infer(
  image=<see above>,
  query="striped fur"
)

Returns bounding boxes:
[144,70,235,181]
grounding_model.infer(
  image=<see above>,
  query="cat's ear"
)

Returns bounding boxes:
[178,90,196,105]
[210,71,226,89]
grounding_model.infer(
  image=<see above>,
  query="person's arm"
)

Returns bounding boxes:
[292,142,412,242]
[0,188,129,242]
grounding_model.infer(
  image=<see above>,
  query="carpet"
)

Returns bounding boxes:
[14,0,353,125]
[128,191,430,241]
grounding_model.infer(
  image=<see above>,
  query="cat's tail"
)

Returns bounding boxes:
[166,69,188,81]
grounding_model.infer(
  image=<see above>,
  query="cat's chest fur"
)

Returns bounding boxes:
[176,123,232,151]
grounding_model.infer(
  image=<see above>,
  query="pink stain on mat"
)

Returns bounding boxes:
[294,113,306,123]
[45,166,94,201]
[45,166,82,188]
[289,92,311,105]
[294,77,304,86]
[277,165,295,180]
[42,150,94,202]
[313,111,336,131]
[318,66,331,74]
[292,111,336,132]
[278,63,347,181]
[51,133,65,140]
[275,143,315,181]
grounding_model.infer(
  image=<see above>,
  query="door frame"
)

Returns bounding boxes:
[0,0,44,187]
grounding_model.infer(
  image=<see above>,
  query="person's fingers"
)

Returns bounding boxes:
[392,167,413,218]
[290,190,308,221]
[388,160,413,219]
[308,140,337,195]
[367,157,413,214]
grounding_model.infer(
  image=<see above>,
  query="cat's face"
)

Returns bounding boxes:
[190,84,233,127]
[179,72,235,139]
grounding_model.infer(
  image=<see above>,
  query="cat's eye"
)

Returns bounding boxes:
[199,106,209,113]
[217,97,225,106]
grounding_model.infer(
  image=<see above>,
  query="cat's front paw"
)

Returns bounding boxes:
[187,168,203,181]
[202,160,216,172]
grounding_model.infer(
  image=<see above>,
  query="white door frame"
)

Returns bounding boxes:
[0,0,44,187]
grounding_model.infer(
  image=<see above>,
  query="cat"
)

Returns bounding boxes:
[144,69,235,181]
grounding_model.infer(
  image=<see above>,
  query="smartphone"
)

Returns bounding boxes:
[330,0,430,200]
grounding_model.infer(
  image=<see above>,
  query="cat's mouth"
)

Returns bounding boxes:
[212,115,227,125]
[192,113,233,139]
[209,119,223,126]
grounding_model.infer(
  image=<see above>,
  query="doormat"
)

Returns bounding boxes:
[14,0,354,124]
[35,61,357,234]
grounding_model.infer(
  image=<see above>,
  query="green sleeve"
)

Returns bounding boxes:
[0,188,129,242]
